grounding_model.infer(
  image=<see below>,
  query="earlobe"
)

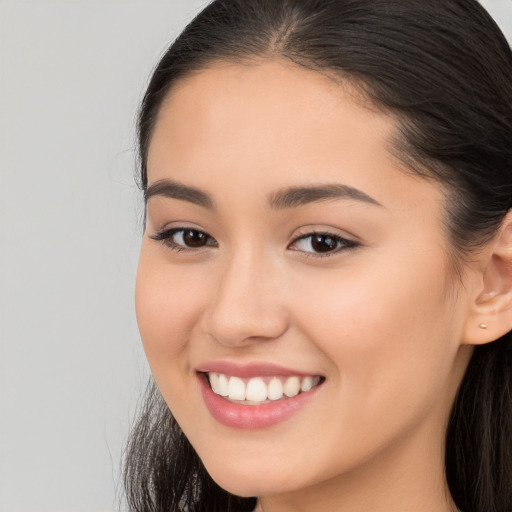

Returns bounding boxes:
[463,210,512,346]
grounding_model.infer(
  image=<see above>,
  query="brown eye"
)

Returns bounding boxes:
[151,227,217,251]
[310,234,339,253]
[182,229,208,247]
[289,231,358,256]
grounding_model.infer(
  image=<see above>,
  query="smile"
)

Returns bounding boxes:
[207,372,322,405]
[197,365,325,429]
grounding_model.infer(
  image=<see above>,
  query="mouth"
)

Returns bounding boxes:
[196,362,326,429]
[204,372,323,405]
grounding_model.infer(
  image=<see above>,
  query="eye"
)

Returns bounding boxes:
[151,227,217,251]
[289,232,358,256]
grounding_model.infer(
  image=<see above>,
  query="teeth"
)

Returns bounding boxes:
[209,372,220,393]
[207,373,321,403]
[283,376,300,397]
[217,374,229,396]
[245,378,267,401]
[267,377,283,400]
[301,376,313,392]
[228,376,245,400]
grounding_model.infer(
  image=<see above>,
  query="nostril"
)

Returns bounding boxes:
[202,308,289,348]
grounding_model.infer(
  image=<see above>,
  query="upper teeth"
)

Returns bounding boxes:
[208,373,321,404]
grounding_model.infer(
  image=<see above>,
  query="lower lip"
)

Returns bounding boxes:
[198,374,322,430]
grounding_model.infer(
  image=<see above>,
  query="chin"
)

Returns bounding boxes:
[199,453,313,498]
[209,473,287,498]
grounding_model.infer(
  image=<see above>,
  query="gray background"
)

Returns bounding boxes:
[0,1,510,511]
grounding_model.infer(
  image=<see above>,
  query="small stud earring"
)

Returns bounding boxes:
[479,323,488,329]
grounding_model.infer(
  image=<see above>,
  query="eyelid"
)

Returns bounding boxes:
[290,224,358,244]
[150,226,218,252]
[288,228,360,257]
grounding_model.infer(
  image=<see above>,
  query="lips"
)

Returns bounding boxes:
[196,362,325,429]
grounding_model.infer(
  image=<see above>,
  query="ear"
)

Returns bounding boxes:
[463,210,512,345]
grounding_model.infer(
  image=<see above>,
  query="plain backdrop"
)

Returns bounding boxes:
[0,1,510,511]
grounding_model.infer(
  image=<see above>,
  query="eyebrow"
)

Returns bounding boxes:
[145,179,213,209]
[145,179,382,210]
[268,184,382,209]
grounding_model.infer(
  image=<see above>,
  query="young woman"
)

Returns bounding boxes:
[124,1,512,511]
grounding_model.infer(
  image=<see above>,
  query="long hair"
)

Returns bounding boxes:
[125,1,512,511]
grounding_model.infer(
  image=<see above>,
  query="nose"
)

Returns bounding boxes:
[201,250,289,347]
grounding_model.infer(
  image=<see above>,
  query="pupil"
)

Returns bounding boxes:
[312,234,337,253]
[183,230,206,247]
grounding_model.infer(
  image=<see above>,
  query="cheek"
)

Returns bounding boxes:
[134,249,206,374]
[291,250,460,418]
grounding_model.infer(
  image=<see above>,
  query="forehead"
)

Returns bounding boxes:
[147,59,441,215]
[151,60,385,148]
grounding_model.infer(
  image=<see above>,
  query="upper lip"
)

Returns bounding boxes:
[196,360,322,378]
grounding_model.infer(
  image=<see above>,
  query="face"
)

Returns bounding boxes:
[136,60,473,505]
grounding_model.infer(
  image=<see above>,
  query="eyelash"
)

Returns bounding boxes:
[151,227,359,257]
[150,227,218,252]
[289,231,359,257]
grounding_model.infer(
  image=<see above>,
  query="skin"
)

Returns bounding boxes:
[135,60,503,512]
